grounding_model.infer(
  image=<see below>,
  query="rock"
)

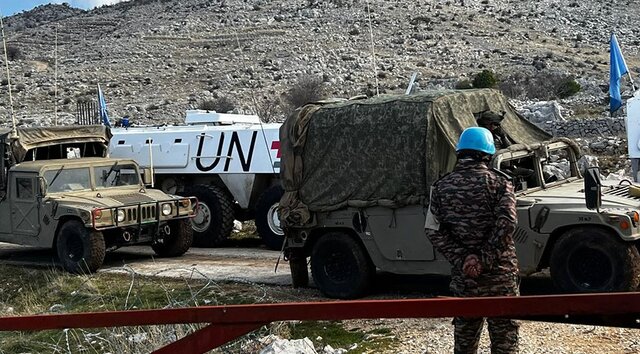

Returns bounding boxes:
[578,154,599,173]
[518,101,566,124]
[259,337,317,354]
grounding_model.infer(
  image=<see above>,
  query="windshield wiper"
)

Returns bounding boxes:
[102,162,118,184]
[48,165,65,187]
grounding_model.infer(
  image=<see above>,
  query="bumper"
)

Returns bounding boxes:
[90,197,197,231]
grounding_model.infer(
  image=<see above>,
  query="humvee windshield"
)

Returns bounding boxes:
[42,163,141,193]
[44,167,91,193]
[496,142,577,192]
[94,163,140,189]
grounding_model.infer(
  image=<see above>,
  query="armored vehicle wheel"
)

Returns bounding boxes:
[550,227,640,293]
[311,232,374,299]
[255,185,285,250]
[289,254,309,288]
[56,220,106,274]
[152,219,194,257]
[184,184,234,247]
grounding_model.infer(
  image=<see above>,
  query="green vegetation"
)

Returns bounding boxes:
[472,70,497,88]
[289,321,396,353]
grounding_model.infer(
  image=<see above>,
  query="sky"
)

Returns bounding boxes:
[0,0,129,16]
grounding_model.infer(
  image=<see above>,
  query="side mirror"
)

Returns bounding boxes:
[141,168,153,186]
[37,176,47,197]
[584,167,601,210]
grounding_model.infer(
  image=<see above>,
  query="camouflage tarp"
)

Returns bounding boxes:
[279,89,551,227]
[0,125,111,163]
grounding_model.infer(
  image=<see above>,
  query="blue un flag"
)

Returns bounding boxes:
[97,84,111,127]
[610,33,629,113]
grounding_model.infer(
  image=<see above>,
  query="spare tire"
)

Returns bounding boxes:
[550,227,640,293]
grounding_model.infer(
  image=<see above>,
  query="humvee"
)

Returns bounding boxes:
[279,89,640,299]
[0,125,196,273]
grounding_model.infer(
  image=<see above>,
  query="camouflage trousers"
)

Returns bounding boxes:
[452,272,520,354]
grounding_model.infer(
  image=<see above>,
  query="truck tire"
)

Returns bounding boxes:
[56,220,106,274]
[152,219,194,257]
[184,184,234,247]
[255,185,285,250]
[289,254,309,288]
[311,232,374,299]
[550,227,640,293]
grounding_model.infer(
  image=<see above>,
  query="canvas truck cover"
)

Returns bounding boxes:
[0,125,111,163]
[279,89,551,228]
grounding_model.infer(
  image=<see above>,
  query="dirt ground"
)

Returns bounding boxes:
[0,242,638,353]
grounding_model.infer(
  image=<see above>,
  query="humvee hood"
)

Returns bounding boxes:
[48,191,169,210]
[523,181,640,209]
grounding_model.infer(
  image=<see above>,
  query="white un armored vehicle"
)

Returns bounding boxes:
[0,125,195,273]
[109,110,283,249]
[279,89,640,299]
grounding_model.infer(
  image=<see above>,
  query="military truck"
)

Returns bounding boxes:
[279,89,640,299]
[0,125,196,273]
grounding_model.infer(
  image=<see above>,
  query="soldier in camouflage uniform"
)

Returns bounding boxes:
[477,111,512,150]
[425,127,519,354]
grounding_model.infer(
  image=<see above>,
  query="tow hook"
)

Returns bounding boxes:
[163,225,171,235]
[122,231,132,242]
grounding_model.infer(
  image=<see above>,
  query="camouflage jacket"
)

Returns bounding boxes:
[426,158,519,277]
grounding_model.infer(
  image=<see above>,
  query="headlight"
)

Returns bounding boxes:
[161,203,173,216]
[117,209,126,223]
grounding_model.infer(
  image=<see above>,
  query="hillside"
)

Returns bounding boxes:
[1,0,638,126]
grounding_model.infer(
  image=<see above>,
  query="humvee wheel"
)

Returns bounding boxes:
[550,227,640,293]
[56,220,106,274]
[255,185,285,250]
[289,253,309,288]
[311,232,374,299]
[152,219,194,257]
[184,184,233,247]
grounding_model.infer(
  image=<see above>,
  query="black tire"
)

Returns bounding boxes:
[183,184,234,247]
[255,185,285,250]
[152,219,194,257]
[56,219,106,274]
[289,254,309,288]
[311,232,374,299]
[550,227,640,293]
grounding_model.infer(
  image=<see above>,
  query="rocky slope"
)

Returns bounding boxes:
[0,0,638,126]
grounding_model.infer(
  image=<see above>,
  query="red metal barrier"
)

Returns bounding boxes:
[0,293,639,353]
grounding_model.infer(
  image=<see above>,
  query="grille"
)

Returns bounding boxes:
[123,204,157,223]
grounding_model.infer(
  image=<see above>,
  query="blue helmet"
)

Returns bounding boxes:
[456,127,496,155]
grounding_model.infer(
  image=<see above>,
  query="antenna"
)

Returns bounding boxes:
[0,9,17,139]
[365,0,379,96]
[54,25,58,125]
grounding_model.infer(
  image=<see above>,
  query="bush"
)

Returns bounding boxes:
[472,70,497,88]
[5,45,21,61]
[499,70,582,100]
[555,78,581,99]
[252,96,283,123]
[198,96,236,113]
[283,75,325,111]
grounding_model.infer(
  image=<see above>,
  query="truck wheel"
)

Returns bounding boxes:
[152,219,194,257]
[255,185,285,250]
[184,184,234,247]
[550,227,640,293]
[311,232,374,299]
[289,254,309,288]
[56,220,106,274]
